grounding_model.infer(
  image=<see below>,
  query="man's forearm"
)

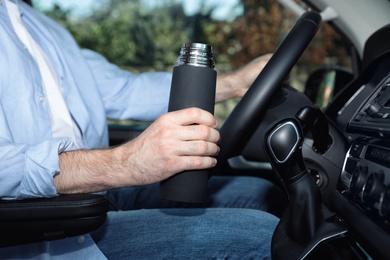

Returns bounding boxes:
[54,108,220,195]
[215,73,241,103]
[54,147,127,194]
[215,54,272,103]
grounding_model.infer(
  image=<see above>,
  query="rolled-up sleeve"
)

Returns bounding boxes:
[0,137,76,200]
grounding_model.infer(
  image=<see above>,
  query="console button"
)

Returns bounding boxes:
[361,171,385,204]
[365,103,383,118]
[353,113,364,122]
[350,165,368,195]
[350,142,364,158]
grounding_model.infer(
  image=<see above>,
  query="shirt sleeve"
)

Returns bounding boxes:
[81,49,172,122]
[0,137,76,200]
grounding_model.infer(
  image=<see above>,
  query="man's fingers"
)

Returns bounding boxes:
[166,107,218,128]
[179,141,220,156]
[179,124,220,143]
[176,156,218,171]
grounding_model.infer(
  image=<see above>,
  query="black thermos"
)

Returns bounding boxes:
[159,43,217,203]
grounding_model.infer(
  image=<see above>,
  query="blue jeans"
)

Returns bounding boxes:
[90,176,286,259]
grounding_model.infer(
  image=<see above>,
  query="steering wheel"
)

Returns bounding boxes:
[213,11,322,170]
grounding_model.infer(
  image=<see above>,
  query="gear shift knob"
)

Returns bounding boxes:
[265,118,306,182]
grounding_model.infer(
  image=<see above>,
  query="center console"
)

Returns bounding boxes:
[342,72,390,231]
[340,138,390,232]
[331,71,390,258]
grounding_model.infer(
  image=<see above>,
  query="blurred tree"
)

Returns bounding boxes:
[34,0,352,123]
[35,0,351,73]
[212,0,351,71]
[39,0,189,71]
[207,0,352,120]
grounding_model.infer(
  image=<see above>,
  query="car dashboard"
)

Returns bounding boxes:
[324,50,390,258]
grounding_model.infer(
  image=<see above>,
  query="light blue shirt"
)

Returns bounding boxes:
[0,0,171,258]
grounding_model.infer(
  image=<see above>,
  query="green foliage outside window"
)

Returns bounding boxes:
[32,0,352,125]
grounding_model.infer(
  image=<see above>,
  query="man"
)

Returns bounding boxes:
[0,0,285,258]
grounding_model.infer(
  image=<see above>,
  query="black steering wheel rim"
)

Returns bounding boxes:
[213,11,322,171]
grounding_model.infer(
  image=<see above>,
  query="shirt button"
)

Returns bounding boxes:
[38,95,44,102]
[77,236,85,244]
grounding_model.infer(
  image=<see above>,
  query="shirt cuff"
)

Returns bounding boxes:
[19,137,77,199]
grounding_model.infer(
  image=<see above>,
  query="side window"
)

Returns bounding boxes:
[33,0,352,124]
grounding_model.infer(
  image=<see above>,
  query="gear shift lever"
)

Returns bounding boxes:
[265,118,322,259]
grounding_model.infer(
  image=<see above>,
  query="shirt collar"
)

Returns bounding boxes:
[3,0,25,14]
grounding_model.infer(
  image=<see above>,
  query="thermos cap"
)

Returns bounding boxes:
[177,43,215,68]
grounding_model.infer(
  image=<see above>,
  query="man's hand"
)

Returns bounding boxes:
[215,53,272,102]
[55,108,220,194]
[117,107,220,185]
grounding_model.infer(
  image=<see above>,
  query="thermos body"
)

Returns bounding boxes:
[160,43,217,203]
[168,65,216,113]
